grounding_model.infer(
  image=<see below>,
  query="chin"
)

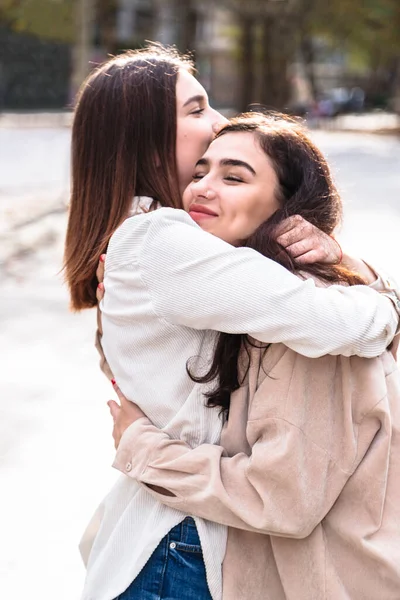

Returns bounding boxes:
[200,223,214,233]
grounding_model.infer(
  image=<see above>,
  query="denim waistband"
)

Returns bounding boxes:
[168,517,199,546]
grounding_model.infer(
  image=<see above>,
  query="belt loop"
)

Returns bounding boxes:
[182,517,187,543]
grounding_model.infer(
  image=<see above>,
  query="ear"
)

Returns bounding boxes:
[154,152,161,168]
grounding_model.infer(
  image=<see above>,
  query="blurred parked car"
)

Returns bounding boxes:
[319,87,365,116]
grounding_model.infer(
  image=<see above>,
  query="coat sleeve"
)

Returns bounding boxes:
[112,409,379,539]
[129,209,397,358]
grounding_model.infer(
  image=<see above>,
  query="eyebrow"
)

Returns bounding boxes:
[182,94,206,108]
[196,157,256,176]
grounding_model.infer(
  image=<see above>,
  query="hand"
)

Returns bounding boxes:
[108,381,147,449]
[275,215,341,265]
[96,254,106,302]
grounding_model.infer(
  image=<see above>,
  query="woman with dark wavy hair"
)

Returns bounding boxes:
[107,114,400,600]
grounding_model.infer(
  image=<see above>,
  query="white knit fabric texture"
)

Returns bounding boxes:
[80,204,397,600]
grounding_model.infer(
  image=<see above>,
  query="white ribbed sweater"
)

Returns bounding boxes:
[80,205,397,600]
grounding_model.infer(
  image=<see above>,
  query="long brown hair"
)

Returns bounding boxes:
[64,44,193,311]
[190,112,366,417]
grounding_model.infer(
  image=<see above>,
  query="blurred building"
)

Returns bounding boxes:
[3,1,394,113]
[0,25,71,110]
[0,0,241,111]
[112,0,240,110]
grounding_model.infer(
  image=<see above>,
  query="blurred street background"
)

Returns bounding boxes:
[0,1,399,599]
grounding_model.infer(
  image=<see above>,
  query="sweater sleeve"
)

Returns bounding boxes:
[113,413,376,539]
[130,209,397,358]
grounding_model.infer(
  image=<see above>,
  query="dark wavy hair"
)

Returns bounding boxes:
[189,112,366,418]
[64,44,193,311]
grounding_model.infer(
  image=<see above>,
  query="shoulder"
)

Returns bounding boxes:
[296,270,332,288]
[250,343,393,425]
[106,208,199,270]
[146,207,198,228]
[248,347,394,471]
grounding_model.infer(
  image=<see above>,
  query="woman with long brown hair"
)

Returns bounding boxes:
[107,114,400,600]
[64,46,399,600]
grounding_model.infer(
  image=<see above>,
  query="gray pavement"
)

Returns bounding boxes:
[0,128,399,600]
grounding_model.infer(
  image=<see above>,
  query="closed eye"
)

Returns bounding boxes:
[225,175,244,183]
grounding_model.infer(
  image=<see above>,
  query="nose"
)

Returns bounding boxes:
[211,109,229,134]
[191,175,216,201]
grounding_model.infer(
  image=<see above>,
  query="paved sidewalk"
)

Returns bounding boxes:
[318,112,400,134]
[0,127,398,600]
[0,111,73,129]
[0,126,71,270]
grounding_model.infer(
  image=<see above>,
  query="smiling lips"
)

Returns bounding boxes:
[189,203,218,223]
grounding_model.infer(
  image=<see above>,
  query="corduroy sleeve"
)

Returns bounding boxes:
[112,410,379,539]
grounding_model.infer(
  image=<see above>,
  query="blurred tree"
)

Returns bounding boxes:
[72,0,95,97]
[174,0,197,54]
[96,0,117,53]
[217,0,302,111]
[300,0,400,107]
[0,0,75,42]
[0,0,97,101]
[217,0,400,111]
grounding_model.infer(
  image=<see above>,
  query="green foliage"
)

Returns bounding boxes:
[308,0,400,66]
[0,0,75,43]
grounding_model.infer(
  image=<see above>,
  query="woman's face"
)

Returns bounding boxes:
[176,70,226,194]
[182,131,280,246]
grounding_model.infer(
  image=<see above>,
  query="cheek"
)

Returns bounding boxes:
[187,121,213,156]
[177,128,199,168]
[176,132,196,190]
[224,194,277,240]
[182,187,192,211]
[248,189,279,224]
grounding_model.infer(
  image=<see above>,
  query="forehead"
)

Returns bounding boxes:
[205,131,264,162]
[176,69,207,104]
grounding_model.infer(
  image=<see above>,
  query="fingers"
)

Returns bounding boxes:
[107,399,121,422]
[276,222,312,249]
[96,282,105,303]
[294,249,323,265]
[111,378,123,400]
[284,238,316,259]
[96,255,106,302]
[274,214,305,239]
[96,255,106,283]
[275,215,341,265]
[111,379,132,408]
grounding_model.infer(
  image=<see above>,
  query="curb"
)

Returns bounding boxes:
[315,127,400,136]
[307,113,400,136]
[0,112,73,129]
[1,111,399,133]
[0,207,67,275]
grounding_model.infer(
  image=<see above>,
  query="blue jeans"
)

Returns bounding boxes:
[115,517,212,600]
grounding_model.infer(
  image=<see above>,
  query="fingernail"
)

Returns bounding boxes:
[97,283,104,290]
[111,379,116,386]
[100,254,106,263]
